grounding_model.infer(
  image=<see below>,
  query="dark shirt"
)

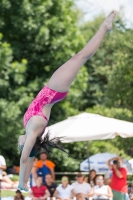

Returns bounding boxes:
[37,165,51,184]
[44,182,57,197]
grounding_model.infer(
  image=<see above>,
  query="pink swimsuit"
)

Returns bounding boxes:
[23,86,68,128]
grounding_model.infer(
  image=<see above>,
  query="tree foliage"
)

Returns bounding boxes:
[82,14,133,160]
[0,33,28,164]
[0,0,87,167]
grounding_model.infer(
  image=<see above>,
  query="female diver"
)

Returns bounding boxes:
[18,11,116,191]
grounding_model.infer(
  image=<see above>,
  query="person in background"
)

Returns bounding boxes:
[1,176,19,189]
[0,155,6,181]
[44,174,57,197]
[107,156,127,200]
[29,176,50,200]
[84,169,96,186]
[14,190,24,200]
[104,173,112,186]
[128,183,133,200]
[92,175,113,199]
[54,176,75,199]
[33,152,55,184]
[72,172,93,200]
[7,165,20,175]
[0,155,18,189]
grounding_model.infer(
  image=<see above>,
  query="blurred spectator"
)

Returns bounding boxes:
[44,174,57,197]
[29,176,50,200]
[1,175,18,189]
[107,157,127,200]
[84,169,96,186]
[128,183,133,200]
[7,165,20,175]
[53,176,75,199]
[104,173,112,186]
[14,190,24,200]
[92,175,113,199]
[72,172,92,200]
[0,155,18,189]
[33,152,55,184]
[0,155,6,180]
[30,157,38,187]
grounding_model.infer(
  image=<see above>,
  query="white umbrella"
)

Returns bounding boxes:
[45,112,133,142]
[80,153,132,174]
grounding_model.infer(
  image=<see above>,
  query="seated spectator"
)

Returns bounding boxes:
[92,175,113,200]
[0,155,18,189]
[72,172,92,200]
[29,176,50,200]
[14,190,24,200]
[84,169,96,187]
[54,176,75,199]
[44,174,57,197]
[1,177,18,189]
[33,152,55,184]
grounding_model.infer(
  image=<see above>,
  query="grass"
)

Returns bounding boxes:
[1,190,28,198]
[1,175,61,198]
[1,175,25,197]
[10,175,19,182]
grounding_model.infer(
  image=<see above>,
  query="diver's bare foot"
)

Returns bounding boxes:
[101,11,116,32]
[18,183,29,192]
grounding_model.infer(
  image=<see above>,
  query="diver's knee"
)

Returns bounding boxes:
[20,156,28,163]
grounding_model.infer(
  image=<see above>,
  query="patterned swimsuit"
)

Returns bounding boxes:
[23,85,68,128]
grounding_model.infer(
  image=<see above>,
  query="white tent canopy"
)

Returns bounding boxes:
[45,112,133,143]
[80,153,132,174]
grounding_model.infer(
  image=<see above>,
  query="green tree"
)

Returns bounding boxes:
[81,13,133,160]
[0,33,29,164]
[0,0,87,121]
[0,0,84,81]
[105,29,133,110]
[80,13,130,108]
[0,0,89,168]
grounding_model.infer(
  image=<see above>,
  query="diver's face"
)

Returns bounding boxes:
[18,135,26,150]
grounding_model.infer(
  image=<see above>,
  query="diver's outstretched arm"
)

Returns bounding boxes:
[18,110,47,190]
[18,133,37,190]
[24,157,34,185]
